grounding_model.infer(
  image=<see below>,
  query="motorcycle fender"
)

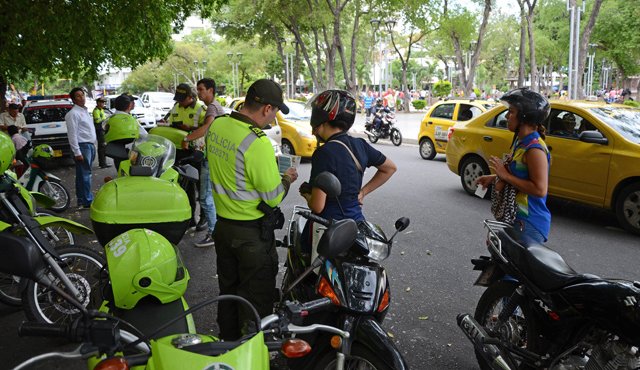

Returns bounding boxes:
[0,220,11,232]
[30,191,56,208]
[34,215,93,235]
[472,256,504,287]
[353,317,408,370]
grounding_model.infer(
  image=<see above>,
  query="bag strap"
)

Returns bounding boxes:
[329,139,363,173]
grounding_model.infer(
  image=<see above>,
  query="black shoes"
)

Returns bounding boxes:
[196,217,208,231]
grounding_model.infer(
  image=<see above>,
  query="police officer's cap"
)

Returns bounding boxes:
[114,93,137,111]
[246,79,289,114]
[174,83,195,102]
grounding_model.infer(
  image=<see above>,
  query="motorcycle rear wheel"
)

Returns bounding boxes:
[390,129,402,146]
[22,246,105,324]
[474,281,539,370]
[314,343,392,370]
[367,130,379,144]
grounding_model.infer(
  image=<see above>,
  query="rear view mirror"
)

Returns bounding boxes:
[0,233,45,280]
[395,217,410,232]
[579,130,608,145]
[316,219,358,259]
[314,172,341,198]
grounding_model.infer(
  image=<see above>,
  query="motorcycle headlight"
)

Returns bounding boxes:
[365,237,390,262]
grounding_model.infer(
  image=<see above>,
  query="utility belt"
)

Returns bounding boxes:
[217,202,284,241]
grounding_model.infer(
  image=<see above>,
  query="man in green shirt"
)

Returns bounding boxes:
[92,97,110,168]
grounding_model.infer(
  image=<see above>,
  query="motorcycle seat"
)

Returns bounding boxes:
[499,228,598,291]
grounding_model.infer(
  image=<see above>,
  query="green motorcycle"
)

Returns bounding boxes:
[0,132,104,323]
[8,218,359,369]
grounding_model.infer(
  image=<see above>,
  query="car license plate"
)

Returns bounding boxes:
[53,150,63,157]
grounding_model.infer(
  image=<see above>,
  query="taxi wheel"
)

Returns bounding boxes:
[419,138,436,160]
[460,156,489,196]
[615,182,640,235]
[282,140,295,155]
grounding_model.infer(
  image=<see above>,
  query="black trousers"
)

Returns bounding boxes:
[213,219,278,340]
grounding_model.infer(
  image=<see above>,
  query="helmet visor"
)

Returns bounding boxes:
[129,134,176,177]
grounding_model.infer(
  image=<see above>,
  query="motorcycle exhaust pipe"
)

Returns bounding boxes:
[364,130,376,137]
[457,314,513,370]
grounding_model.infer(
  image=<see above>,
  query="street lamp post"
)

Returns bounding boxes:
[384,19,396,92]
[227,52,243,97]
[584,43,597,97]
[567,0,585,99]
[370,19,381,96]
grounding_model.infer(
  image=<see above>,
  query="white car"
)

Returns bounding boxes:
[104,94,156,130]
[139,91,175,122]
[23,98,74,158]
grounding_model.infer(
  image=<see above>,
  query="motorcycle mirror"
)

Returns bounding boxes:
[0,233,46,280]
[129,165,154,177]
[313,172,341,198]
[105,142,129,160]
[395,217,410,232]
[317,219,358,259]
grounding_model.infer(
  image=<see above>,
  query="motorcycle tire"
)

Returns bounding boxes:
[390,129,402,146]
[0,273,23,307]
[22,245,105,324]
[367,132,379,144]
[38,179,71,213]
[314,343,392,370]
[473,281,540,370]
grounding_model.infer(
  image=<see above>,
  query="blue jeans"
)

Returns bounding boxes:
[516,219,547,246]
[200,159,216,233]
[75,143,95,206]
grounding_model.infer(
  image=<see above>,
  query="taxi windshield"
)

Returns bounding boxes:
[589,106,640,144]
[284,102,311,121]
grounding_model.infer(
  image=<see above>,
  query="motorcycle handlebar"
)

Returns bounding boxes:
[297,210,331,227]
[19,322,68,339]
[300,297,333,314]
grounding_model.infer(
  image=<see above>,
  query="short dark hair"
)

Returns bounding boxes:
[69,87,84,103]
[197,78,216,95]
[7,125,19,136]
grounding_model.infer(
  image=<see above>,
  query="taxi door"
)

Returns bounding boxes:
[544,109,613,206]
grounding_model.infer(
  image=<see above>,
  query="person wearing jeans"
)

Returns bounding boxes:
[65,87,97,208]
[197,158,216,247]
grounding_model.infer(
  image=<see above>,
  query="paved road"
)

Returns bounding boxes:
[2,141,639,369]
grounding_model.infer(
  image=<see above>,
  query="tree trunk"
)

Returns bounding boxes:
[576,0,604,99]
[517,0,526,88]
[465,0,492,95]
[525,0,538,92]
[0,76,7,113]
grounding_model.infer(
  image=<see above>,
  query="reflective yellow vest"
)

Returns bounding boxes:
[92,107,106,126]
[168,100,206,129]
[207,114,283,220]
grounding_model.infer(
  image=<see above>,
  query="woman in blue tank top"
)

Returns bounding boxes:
[477,88,552,244]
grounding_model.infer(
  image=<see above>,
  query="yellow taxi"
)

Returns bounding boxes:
[229,99,317,157]
[418,99,496,160]
[445,100,640,235]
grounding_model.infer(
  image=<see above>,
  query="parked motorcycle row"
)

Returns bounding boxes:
[2,126,640,370]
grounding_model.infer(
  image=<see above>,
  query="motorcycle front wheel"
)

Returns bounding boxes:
[390,129,402,146]
[22,246,105,324]
[474,281,539,370]
[38,179,71,212]
[36,212,75,248]
[314,344,392,370]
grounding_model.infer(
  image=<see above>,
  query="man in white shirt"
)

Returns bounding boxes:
[0,103,28,132]
[65,87,97,208]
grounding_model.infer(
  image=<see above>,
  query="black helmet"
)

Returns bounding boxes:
[308,90,356,129]
[500,88,550,125]
[376,98,383,105]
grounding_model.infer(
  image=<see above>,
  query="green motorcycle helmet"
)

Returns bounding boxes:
[104,113,140,144]
[106,228,189,309]
[0,131,16,173]
[32,144,54,159]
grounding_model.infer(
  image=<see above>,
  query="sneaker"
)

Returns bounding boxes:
[195,217,208,232]
[99,164,112,169]
[195,233,214,248]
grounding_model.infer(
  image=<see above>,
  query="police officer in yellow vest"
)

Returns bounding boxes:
[92,97,110,168]
[169,83,206,133]
[207,79,298,340]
